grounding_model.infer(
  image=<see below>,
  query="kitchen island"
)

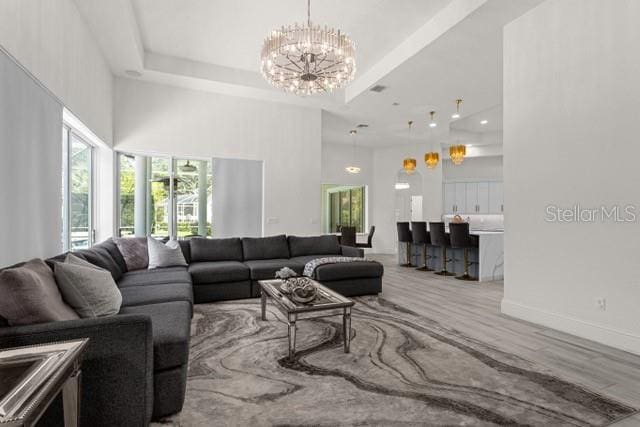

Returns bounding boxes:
[398,229,504,282]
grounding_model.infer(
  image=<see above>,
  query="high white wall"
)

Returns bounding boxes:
[372,144,443,254]
[443,155,503,181]
[0,50,63,266]
[0,0,114,145]
[502,0,640,354]
[114,78,322,237]
[321,142,374,232]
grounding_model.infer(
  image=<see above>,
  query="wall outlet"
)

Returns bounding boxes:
[596,298,607,311]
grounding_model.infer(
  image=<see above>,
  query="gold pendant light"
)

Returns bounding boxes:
[403,158,417,174]
[449,143,466,165]
[424,152,440,169]
[402,121,417,174]
[424,111,440,169]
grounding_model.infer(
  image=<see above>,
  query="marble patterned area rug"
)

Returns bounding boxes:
[157,297,636,426]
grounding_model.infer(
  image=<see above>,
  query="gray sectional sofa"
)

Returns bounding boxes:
[0,234,383,426]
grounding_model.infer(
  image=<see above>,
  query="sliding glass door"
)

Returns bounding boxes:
[117,153,212,239]
[175,159,212,238]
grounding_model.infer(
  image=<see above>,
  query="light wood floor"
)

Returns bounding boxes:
[373,254,640,426]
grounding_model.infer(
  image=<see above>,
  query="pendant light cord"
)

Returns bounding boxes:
[307,0,311,26]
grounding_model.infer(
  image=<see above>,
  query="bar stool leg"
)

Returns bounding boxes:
[416,243,433,271]
[400,241,413,267]
[456,248,478,281]
[435,247,456,276]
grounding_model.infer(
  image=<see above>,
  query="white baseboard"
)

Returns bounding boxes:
[501,299,640,356]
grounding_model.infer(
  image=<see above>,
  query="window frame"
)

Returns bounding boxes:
[115,151,213,240]
[322,184,368,234]
[62,125,95,251]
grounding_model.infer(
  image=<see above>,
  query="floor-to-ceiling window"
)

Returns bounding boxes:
[62,125,94,250]
[117,153,212,239]
[321,184,367,233]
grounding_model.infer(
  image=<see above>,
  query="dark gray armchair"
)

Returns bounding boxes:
[0,315,154,427]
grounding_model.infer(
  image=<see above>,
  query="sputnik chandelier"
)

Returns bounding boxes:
[260,0,356,96]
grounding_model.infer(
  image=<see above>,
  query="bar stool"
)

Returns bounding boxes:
[449,222,479,281]
[397,222,413,267]
[428,222,456,276]
[411,221,433,271]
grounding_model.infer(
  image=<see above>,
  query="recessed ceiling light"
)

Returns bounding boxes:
[480,120,488,125]
[451,113,460,119]
[429,122,437,128]
[125,70,142,78]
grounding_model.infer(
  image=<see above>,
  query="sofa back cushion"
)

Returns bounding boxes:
[190,238,243,262]
[0,258,79,326]
[288,235,341,257]
[177,240,191,264]
[242,235,290,261]
[75,238,127,281]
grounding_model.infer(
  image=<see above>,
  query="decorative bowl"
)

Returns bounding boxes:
[285,277,317,303]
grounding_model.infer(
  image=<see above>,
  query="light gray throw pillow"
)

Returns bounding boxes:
[54,254,122,318]
[147,237,188,269]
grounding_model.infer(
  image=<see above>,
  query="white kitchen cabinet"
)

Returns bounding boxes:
[477,182,490,213]
[454,183,466,214]
[465,183,478,213]
[443,181,502,214]
[489,181,504,213]
[444,183,456,214]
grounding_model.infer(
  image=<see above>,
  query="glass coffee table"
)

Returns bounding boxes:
[259,279,355,359]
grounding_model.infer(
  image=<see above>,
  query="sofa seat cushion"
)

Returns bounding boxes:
[313,261,384,282]
[243,259,304,281]
[120,283,193,308]
[188,261,249,285]
[287,235,341,257]
[117,267,191,288]
[290,255,345,266]
[119,301,191,370]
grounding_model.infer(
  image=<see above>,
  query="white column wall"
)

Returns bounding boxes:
[502,0,640,354]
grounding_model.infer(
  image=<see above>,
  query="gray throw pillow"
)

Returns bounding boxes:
[115,237,148,271]
[0,259,79,326]
[147,237,188,269]
[54,254,122,318]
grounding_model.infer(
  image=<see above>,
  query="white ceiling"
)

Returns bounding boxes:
[131,0,452,75]
[74,0,544,149]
